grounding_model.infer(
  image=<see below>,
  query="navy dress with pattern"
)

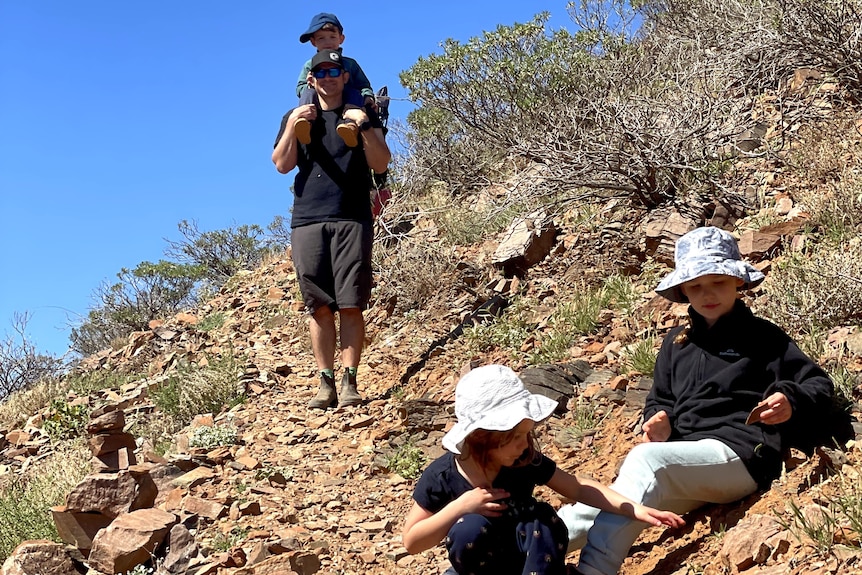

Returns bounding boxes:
[413,452,569,575]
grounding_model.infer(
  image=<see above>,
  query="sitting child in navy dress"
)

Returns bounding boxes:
[402,364,685,575]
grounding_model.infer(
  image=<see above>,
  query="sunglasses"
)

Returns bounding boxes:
[312,68,344,79]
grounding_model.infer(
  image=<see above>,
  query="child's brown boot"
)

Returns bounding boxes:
[295,118,312,145]
[336,120,359,147]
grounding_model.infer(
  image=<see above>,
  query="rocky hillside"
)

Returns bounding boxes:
[3,170,862,575]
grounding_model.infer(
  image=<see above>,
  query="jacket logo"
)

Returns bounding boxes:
[719,348,741,358]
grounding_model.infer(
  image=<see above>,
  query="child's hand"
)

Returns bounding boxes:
[457,487,510,517]
[291,104,317,124]
[632,503,685,529]
[755,392,792,425]
[642,410,671,443]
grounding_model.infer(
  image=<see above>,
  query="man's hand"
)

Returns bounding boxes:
[342,107,369,125]
[292,103,317,126]
[642,410,671,443]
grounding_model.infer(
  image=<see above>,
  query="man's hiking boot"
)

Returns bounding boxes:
[308,372,337,409]
[337,370,362,408]
[295,118,312,145]
[336,120,359,147]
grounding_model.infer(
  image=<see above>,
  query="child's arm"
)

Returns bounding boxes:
[546,469,684,528]
[343,57,374,99]
[402,487,509,554]
[296,60,312,98]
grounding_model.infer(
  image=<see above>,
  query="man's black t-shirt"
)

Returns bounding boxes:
[275,105,381,228]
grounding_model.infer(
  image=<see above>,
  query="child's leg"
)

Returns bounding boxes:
[446,514,522,574]
[298,88,319,106]
[343,87,365,108]
[563,439,758,575]
[294,89,318,145]
[336,89,374,147]
[513,501,568,575]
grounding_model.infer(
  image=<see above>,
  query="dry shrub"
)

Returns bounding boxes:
[0,376,65,431]
[790,121,862,241]
[760,241,862,334]
[372,239,457,316]
[0,440,90,561]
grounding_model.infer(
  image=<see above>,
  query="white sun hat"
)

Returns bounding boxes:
[442,364,558,455]
[655,226,765,303]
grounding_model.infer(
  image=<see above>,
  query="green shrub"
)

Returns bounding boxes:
[603,274,640,318]
[42,399,88,441]
[188,424,238,449]
[464,296,535,357]
[556,283,609,336]
[386,440,427,480]
[207,526,250,553]
[196,312,226,333]
[620,335,658,377]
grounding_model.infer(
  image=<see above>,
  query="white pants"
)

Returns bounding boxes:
[557,438,758,575]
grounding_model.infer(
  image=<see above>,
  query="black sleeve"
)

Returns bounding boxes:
[273,109,295,148]
[644,329,680,426]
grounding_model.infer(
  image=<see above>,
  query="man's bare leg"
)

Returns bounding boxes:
[337,307,364,406]
[309,306,337,370]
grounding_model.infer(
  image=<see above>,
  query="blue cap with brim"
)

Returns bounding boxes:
[300,12,343,43]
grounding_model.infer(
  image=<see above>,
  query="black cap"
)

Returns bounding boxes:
[299,12,343,43]
[310,49,344,71]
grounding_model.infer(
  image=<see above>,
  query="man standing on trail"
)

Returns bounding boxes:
[272,49,390,409]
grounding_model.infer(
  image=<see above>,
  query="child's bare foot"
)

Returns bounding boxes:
[295,118,311,145]
[337,120,359,147]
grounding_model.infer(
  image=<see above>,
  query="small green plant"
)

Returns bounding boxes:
[558,283,609,336]
[775,499,837,554]
[463,295,535,356]
[255,465,294,483]
[208,526,250,553]
[603,274,639,318]
[571,398,607,433]
[708,522,728,541]
[196,312,226,333]
[42,399,88,441]
[188,424,237,449]
[620,335,658,377]
[826,363,859,409]
[386,441,427,480]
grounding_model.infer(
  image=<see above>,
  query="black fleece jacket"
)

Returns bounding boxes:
[645,300,835,489]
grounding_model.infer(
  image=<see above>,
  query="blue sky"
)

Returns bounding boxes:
[0,1,572,358]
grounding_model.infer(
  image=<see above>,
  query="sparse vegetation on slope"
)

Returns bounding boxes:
[1,1,862,573]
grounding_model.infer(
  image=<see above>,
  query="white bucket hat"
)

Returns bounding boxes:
[655,226,765,303]
[442,365,558,455]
